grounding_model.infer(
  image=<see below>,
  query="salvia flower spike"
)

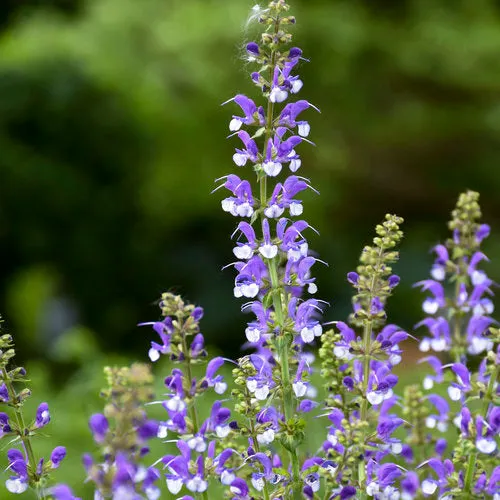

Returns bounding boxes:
[0,319,67,498]
[220,0,324,498]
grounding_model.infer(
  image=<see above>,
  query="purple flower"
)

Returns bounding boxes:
[50,485,81,500]
[50,446,66,469]
[35,402,50,428]
[226,94,265,132]
[5,449,28,494]
[89,413,109,443]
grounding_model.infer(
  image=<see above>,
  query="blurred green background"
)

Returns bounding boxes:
[1,0,500,495]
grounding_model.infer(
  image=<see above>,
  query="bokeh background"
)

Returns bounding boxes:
[1,0,500,496]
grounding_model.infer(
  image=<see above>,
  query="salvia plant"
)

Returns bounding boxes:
[1,1,498,499]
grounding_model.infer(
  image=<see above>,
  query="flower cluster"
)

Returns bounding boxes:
[82,363,161,499]
[216,0,326,497]
[0,323,68,498]
[318,215,413,498]
[140,293,233,499]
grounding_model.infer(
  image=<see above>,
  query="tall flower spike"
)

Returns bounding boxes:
[0,320,67,497]
[141,294,234,499]
[416,191,495,361]
[83,363,161,499]
[320,215,407,498]
[219,1,325,498]
[411,191,499,499]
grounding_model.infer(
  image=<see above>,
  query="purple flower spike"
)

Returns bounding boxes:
[35,402,50,428]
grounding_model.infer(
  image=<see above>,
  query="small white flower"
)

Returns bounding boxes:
[214,381,227,394]
[186,477,208,493]
[187,435,206,453]
[300,327,315,343]
[157,424,168,439]
[289,201,303,216]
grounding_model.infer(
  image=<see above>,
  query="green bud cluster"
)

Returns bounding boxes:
[401,384,430,452]
[100,363,155,455]
[0,319,54,493]
[447,190,483,259]
[350,214,404,329]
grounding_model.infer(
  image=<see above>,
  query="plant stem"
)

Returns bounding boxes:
[357,245,384,499]
[180,327,209,500]
[255,13,303,500]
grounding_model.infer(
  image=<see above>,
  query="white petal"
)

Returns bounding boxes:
[259,244,278,259]
[367,391,384,405]
[270,88,288,103]
[233,245,253,260]
[289,158,302,172]
[233,153,248,166]
[245,327,261,343]
[298,122,310,137]
[422,480,437,495]
[423,376,434,390]
[477,438,497,454]
[255,386,270,400]
[215,381,227,394]
[293,381,307,398]
[262,161,282,177]
[148,348,160,362]
[423,299,439,315]
[166,478,183,495]
[289,202,303,216]
[229,118,242,131]
[447,386,462,401]
[300,327,315,343]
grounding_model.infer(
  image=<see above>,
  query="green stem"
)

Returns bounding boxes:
[181,329,208,500]
[1,367,41,495]
[255,14,302,500]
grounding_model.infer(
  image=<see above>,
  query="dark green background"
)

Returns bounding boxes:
[1,0,500,363]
